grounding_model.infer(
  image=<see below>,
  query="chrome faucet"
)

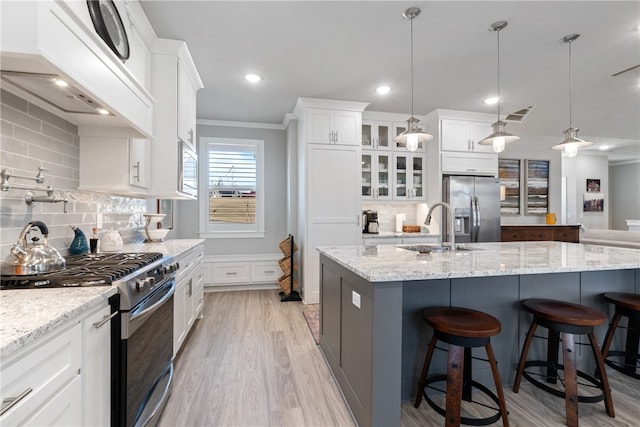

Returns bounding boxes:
[425,202,455,251]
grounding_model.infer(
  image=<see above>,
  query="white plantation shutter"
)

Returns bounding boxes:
[199,138,265,237]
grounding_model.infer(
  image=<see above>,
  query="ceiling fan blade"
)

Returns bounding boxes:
[611,64,640,77]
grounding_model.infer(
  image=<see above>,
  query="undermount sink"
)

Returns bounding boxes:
[397,244,480,254]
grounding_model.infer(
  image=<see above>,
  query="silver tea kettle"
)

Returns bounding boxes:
[2,220,66,275]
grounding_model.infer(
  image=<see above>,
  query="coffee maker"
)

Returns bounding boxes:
[363,210,379,234]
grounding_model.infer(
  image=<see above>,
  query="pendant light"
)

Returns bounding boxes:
[551,34,593,157]
[478,21,521,153]
[393,7,433,152]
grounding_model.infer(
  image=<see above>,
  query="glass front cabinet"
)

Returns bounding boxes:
[393,153,425,200]
[361,121,392,150]
[361,152,391,200]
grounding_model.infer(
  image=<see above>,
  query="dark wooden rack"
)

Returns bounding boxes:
[278,234,301,302]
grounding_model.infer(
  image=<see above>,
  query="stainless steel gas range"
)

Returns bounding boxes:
[1,252,179,427]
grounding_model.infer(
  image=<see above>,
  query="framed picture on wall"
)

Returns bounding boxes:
[157,199,173,229]
[525,159,549,215]
[583,192,604,212]
[586,179,601,192]
[498,158,521,215]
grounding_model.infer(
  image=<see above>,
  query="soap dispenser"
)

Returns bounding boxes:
[70,226,89,255]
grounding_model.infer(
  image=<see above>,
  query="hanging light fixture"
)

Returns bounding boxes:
[478,21,521,153]
[393,7,433,152]
[551,34,593,157]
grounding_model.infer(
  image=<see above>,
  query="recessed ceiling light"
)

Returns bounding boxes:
[599,145,612,151]
[97,108,110,115]
[244,74,262,83]
[484,96,499,105]
[53,78,69,87]
[376,86,391,95]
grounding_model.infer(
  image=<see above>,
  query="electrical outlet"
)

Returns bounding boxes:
[352,291,361,309]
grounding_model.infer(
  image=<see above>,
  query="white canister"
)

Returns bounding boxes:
[101,229,123,252]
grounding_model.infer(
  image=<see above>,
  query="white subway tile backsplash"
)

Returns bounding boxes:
[1,92,148,258]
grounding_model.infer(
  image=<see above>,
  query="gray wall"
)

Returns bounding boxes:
[0,89,147,258]
[575,154,609,229]
[609,162,640,230]
[182,124,287,255]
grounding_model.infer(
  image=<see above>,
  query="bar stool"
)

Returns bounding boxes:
[414,307,509,427]
[513,299,614,427]
[601,292,640,379]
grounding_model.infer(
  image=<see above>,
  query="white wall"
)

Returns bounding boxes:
[182,124,287,255]
[609,161,640,230]
[498,134,563,225]
[575,154,609,229]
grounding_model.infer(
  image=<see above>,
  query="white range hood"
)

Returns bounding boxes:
[0,0,154,138]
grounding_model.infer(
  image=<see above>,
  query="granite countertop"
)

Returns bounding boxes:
[0,239,204,359]
[362,232,440,239]
[317,241,640,283]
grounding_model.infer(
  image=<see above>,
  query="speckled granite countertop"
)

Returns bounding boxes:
[362,232,440,239]
[318,241,640,283]
[0,239,204,359]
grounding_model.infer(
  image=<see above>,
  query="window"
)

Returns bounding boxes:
[199,137,265,238]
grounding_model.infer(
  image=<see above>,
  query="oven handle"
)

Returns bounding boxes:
[130,280,175,323]
[134,363,174,427]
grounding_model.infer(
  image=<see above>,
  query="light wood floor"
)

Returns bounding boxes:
[159,290,639,427]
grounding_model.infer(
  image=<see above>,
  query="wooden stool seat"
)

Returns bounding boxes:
[523,298,606,327]
[601,292,640,379]
[514,299,614,427]
[415,307,509,427]
[423,306,501,338]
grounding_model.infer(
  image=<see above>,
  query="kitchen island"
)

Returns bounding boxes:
[317,242,640,427]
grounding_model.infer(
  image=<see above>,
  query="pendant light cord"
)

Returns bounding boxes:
[496,27,501,120]
[410,15,415,117]
[568,39,573,128]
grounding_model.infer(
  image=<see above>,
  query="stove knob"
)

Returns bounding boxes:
[135,279,146,292]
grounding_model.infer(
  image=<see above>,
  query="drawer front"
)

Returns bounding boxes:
[441,152,497,175]
[176,245,204,281]
[554,228,579,243]
[1,324,81,425]
[251,261,280,283]
[212,262,250,284]
[527,229,554,241]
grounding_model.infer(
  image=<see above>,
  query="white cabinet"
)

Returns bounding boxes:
[441,119,495,153]
[173,244,204,356]
[362,152,391,200]
[441,152,498,175]
[362,120,393,150]
[393,153,425,200]
[177,59,198,149]
[78,133,150,196]
[150,39,203,199]
[81,305,112,427]
[305,107,362,146]
[362,234,440,246]
[0,301,112,427]
[204,255,280,288]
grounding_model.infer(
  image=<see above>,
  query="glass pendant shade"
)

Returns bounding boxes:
[394,116,433,152]
[478,120,521,153]
[551,126,592,157]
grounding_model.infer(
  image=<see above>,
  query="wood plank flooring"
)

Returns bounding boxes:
[159,290,639,426]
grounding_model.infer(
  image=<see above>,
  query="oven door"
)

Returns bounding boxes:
[119,279,175,427]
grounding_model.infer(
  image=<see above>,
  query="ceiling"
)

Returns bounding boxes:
[140,1,640,162]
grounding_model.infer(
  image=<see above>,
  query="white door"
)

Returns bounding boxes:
[333,110,360,146]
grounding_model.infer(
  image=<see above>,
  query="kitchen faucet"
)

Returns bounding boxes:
[425,202,455,251]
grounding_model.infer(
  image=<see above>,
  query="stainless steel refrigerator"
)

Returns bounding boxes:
[442,175,501,243]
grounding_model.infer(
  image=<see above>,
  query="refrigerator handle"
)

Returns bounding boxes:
[473,196,481,242]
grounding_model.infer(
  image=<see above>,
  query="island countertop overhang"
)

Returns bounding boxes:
[317,242,640,282]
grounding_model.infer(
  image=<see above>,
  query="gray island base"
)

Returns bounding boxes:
[317,242,640,427]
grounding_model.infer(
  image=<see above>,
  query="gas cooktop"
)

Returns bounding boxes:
[1,252,164,289]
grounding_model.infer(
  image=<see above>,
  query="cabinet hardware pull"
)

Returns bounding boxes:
[133,161,140,182]
[93,311,118,329]
[226,272,237,275]
[264,270,275,274]
[335,130,339,142]
[1,388,33,416]
[188,129,194,143]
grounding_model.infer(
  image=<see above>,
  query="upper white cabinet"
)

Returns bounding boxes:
[362,152,391,200]
[149,39,203,199]
[441,119,495,153]
[78,129,151,197]
[393,153,425,201]
[302,100,363,146]
[362,120,392,150]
